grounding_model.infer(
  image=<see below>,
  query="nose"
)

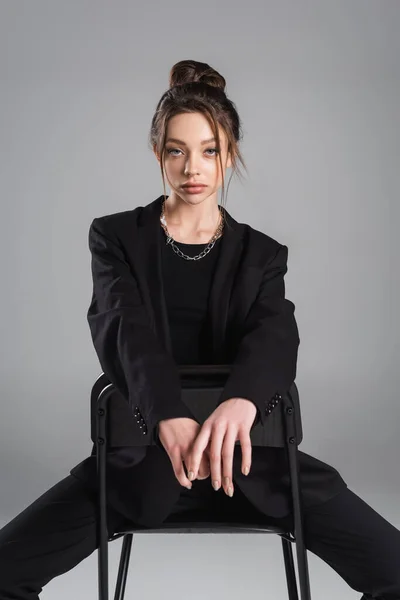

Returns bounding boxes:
[184,158,200,176]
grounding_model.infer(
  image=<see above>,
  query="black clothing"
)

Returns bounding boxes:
[160,232,222,365]
[0,474,400,599]
[1,196,399,596]
[69,198,347,527]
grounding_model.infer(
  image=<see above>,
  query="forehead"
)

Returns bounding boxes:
[166,112,227,146]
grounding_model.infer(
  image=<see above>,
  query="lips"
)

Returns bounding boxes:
[182,184,206,188]
[182,184,207,194]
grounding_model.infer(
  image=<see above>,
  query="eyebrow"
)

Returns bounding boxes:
[165,137,217,146]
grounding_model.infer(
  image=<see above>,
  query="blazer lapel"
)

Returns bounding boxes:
[208,208,244,362]
[129,195,244,364]
[129,196,173,355]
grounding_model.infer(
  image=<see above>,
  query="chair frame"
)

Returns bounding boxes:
[93,366,312,600]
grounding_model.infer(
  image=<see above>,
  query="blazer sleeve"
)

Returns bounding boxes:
[217,243,300,427]
[86,216,195,440]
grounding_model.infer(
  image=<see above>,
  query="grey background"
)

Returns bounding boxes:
[1,1,399,598]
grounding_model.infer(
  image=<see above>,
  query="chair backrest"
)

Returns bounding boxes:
[90,365,303,448]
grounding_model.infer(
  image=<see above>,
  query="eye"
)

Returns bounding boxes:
[166,148,183,156]
[165,147,220,157]
[205,148,220,156]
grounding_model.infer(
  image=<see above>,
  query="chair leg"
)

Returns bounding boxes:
[97,457,109,600]
[283,398,312,600]
[287,443,312,600]
[113,534,133,600]
[281,537,299,600]
[294,534,311,600]
[97,389,112,600]
[98,525,109,600]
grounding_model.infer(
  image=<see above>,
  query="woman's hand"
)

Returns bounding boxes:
[157,417,212,489]
[185,398,257,497]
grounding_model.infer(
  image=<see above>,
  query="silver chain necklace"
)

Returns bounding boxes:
[160,200,224,261]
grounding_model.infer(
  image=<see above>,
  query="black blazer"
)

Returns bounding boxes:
[70,195,346,527]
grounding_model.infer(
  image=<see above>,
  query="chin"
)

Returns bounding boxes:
[168,186,217,205]
[177,190,209,203]
[182,197,204,206]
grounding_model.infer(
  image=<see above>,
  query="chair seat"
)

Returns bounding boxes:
[111,521,290,535]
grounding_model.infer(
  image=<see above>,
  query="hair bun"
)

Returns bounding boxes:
[169,59,226,92]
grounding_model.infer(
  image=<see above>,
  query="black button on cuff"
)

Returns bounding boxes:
[265,393,282,415]
[134,406,148,435]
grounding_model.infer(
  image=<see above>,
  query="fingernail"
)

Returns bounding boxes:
[228,486,234,497]
[186,483,192,490]
[188,471,194,481]
[243,466,249,476]
[224,476,229,486]
[213,480,220,491]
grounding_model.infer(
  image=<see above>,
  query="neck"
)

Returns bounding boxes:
[163,193,221,241]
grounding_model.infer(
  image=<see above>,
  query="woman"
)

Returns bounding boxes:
[0,59,399,599]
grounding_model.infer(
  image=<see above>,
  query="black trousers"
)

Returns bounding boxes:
[0,473,400,599]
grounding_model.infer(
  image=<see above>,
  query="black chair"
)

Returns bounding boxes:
[91,365,312,600]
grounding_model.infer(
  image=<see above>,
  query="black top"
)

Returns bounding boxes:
[160,228,222,365]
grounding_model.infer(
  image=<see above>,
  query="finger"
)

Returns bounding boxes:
[239,428,252,477]
[183,448,209,480]
[197,452,211,480]
[187,425,211,482]
[221,426,237,496]
[208,422,226,492]
[170,446,192,489]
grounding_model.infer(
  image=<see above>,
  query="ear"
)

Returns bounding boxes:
[226,152,232,169]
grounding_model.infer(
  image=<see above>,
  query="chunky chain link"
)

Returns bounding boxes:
[160,200,224,261]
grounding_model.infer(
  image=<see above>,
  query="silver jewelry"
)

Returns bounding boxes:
[160,200,224,261]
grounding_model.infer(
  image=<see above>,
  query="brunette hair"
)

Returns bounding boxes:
[149,59,247,218]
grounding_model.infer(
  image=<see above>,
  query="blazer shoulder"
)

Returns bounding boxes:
[89,195,162,236]
[240,220,288,268]
[246,223,283,249]
[90,206,143,232]
[229,209,285,251]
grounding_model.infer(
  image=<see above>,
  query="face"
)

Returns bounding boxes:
[154,111,232,206]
